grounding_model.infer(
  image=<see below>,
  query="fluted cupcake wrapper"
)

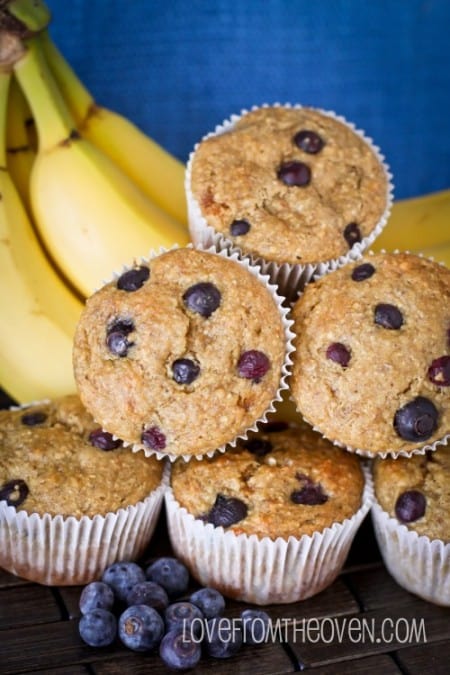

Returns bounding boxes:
[0,441,169,586]
[186,102,394,303]
[164,463,373,605]
[100,243,295,463]
[371,495,450,606]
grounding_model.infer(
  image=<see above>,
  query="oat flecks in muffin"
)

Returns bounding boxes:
[290,252,450,455]
[373,449,450,542]
[73,248,287,458]
[190,106,388,264]
[171,425,364,539]
[0,395,163,518]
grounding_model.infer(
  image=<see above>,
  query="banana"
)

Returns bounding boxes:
[13,35,189,298]
[38,29,188,226]
[6,73,34,210]
[0,69,79,403]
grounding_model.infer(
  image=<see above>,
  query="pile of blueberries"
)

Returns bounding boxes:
[78,556,270,671]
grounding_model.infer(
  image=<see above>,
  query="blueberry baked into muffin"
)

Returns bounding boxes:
[290,252,450,456]
[73,247,290,459]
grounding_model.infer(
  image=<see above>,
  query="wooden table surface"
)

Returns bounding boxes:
[1,507,450,675]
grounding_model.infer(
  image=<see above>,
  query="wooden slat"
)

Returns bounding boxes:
[0,567,31,589]
[307,653,402,674]
[18,667,90,675]
[0,585,61,630]
[343,564,419,611]
[394,638,450,674]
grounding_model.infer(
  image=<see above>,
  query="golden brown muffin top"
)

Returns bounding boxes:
[290,252,450,456]
[373,448,450,542]
[190,106,388,265]
[73,248,287,459]
[0,395,164,518]
[171,422,365,539]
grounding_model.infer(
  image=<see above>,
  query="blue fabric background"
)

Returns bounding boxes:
[46,0,450,201]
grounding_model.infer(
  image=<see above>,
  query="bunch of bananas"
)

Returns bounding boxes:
[0,0,449,406]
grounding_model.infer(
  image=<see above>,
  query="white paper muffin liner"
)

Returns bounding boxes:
[371,494,450,606]
[97,243,295,463]
[164,463,373,605]
[0,400,169,585]
[185,102,394,302]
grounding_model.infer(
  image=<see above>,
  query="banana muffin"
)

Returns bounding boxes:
[73,247,291,460]
[290,252,450,457]
[0,394,164,518]
[187,105,391,268]
[165,421,372,604]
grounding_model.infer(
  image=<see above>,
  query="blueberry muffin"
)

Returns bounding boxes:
[188,105,390,267]
[73,247,290,459]
[290,252,450,456]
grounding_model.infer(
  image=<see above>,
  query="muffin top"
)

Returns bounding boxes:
[373,449,450,542]
[189,105,389,265]
[290,252,450,456]
[73,248,287,459]
[0,395,164,518]
[170,422,365,539]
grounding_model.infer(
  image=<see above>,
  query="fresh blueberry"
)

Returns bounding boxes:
[141,426,167,451]
[351,262,376,281]
[241,608,271,645]
[79,581,115,615]
[106,330,134,357]
[125,581,169,611]
[293,129,324,154]
[102,561,146,603]
[277,160,311,186]
[393,396,439,442]
[0,479,29,507]
[237,350,270,381]
[164,601,204,634]
[326,342,351,367]
[159,628,202,671]
[189,587,225,619]
[206,494,248,528]
[118,604,164,652]
[20,410,47,426]
[182,282,221,318]
[230,219,251,236]
[171,358,201,385]
[117,266,150,291]
[145,557,190,598]
[395,490,426,523]
[374,303,403,330]
[244,438,273,456]
[204,616,243,659]
[428,355,450,386]
[291,482,328,505]
[79,608,117,647]
[88,429,122,451]
[343,222,362,247]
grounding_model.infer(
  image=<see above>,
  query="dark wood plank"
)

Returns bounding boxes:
[0,585,61,630]
[57,586,84,620]
[394,638,450,674]
[286,599,450,669]
[307,653,402,674]
[18,667,90,675]
[343,564,419,611]
[0,567,32,589]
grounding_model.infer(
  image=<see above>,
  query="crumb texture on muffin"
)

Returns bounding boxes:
[190,106,388,264]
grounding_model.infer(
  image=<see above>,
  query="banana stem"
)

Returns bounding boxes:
[38,29,92,124]
[0,70,11,165]
[13,35,76,150]
[5,0,51,34]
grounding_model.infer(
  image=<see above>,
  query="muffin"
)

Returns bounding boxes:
[372,449,450,605]
[73,247,293,461]
[165,422,373,604]
[187,104,392,299]
[290,251,450,457]
[0,395,167,585]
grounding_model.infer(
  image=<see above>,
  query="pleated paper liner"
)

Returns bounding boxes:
[94,244,295,463]
[186,102,394,303]
[164,464,374,606]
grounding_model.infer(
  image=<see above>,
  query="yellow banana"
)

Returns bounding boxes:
[6,73,34,211]
[13,35,189,298]
[38,29,188,226]
[0,69,78,403]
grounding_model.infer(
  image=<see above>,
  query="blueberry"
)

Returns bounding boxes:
[237,350,270,381]
[0,479,29,507]
[160,628,202,671]
[374,303,403,330]
[244,438,273,456]
[171,358,201,385]
[241,608,271,645]
[164,601,204,634]
[79,581,115,615]
[145,557,190,598]
[291,482,328,505]
[326,342,351,367]
[428,355,450,386]
[343,222,362,247]
[351,262,376,281]
[106,330,134,357]
[206,494,248,528]
[117,266,150,292]
[293,129,324,154]
[88,428,122,451]
[107,318,134,335]
[395,490,426,523]
[79,608,117,647]
[189,587,225,619]
[102,561,146,603]
[230,219,251,236]
[182,282,221,318]
[141,426,166,450]
[204,616,243,659]
[393,396,439,442]
[277,160,311,186]
[125,581,169,612]
[20,410,47,426]
[118,604,164,652]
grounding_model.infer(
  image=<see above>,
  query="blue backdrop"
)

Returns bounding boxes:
[46,0,450,201]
